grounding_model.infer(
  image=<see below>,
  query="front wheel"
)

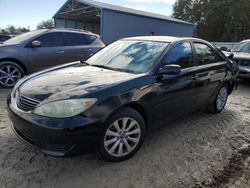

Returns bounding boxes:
[207,85,228,113]
[0,61,24,88]
[100,108,146,162]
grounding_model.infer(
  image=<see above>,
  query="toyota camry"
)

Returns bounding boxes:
[7,36,238,161]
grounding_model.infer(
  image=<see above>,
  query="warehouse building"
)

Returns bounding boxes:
[54,0,195,44]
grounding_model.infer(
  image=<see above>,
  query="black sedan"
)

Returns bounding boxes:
[0,34,14,42]
[7,36,238,161]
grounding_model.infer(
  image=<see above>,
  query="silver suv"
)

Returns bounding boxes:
[0,28,105,88]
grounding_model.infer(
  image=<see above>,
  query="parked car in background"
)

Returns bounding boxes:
[0,28,105,88]
[8,36,238,162]
[0,35,15,43]
[223,40,250,79]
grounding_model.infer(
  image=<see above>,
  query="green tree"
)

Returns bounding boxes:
[172,0,194,22]
[37,19,54,29]
[1,25,30,35]
[172,0,250,42]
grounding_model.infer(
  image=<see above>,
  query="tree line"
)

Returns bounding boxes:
[0,19,54,35]
[172,0,250,42]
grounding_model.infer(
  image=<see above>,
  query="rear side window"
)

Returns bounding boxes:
[163,42,194,69]
[36,32,64,47]
[84,34,97,44]
[194,43,222,65]
[65,32,87,46]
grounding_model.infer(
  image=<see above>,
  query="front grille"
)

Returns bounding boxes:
[17,94,40,112]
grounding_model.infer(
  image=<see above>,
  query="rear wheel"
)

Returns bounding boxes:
[100,108,146,162]
[207,85,228,113]
[0,61,24,88]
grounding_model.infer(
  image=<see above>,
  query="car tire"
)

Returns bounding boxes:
[0,61,24,88]
[207,84,228,113]
[99,107,146,162]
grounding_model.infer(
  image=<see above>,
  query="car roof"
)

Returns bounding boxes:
[47,28,98,36]
[121,36,210,44]
[240,39,250,43]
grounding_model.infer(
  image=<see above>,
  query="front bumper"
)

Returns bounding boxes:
[238,66,250,79]
[7,96,102,157]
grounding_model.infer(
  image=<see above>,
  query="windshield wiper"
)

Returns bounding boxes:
[91,64,115,70]
[91,64,138,73]
[80,60,90,65]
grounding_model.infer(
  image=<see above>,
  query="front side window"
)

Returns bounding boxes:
[194,43,221,65]
[163,42,194,69]
[86,40,168,73]
[35,32,64,47]
[65,33,86,46]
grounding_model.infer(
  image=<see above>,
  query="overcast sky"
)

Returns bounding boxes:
[0,0,176,30]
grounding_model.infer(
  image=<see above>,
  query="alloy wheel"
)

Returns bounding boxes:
[216,86,228,111]
[104,117,141,157]
[0,64,22,87]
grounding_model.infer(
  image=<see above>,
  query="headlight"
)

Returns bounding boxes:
[33,98,97,118]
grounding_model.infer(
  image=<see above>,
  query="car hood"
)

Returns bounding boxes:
[18,63,141,102]
[231,52,250,60]
[0,43,18,47]
[0,43,19,54]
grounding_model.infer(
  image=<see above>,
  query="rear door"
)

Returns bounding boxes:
[27,32,66,72]
[192,42,228,106]
[152,41,199,124]
[64,32,96,62]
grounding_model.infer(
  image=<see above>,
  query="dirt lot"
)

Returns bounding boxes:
[0,81,249,188]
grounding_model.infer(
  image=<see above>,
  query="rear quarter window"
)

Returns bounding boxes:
[83,34,97,44]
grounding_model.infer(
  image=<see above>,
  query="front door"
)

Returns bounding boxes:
[27,32,66,72]
[152,42,199,125]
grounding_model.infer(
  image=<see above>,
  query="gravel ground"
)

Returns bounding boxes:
[0,81,249,188]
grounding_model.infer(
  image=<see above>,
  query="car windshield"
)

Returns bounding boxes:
[3,30,46,45]
[86,40,168,73]
[232,42,250,53]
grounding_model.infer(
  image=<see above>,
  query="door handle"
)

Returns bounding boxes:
[56,50,65,54]
[85,49,93,52]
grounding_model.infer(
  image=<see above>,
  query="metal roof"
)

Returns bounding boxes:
[55,0,194,26]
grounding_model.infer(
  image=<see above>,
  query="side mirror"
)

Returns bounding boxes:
[31,40,41,48]
[159,64,181,75]
[227,53,234,59]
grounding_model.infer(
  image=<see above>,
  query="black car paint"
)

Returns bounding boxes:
[7,38,238,156]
